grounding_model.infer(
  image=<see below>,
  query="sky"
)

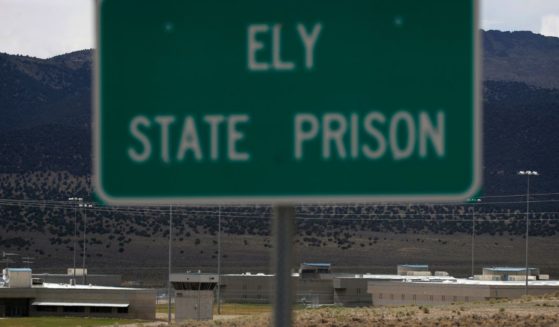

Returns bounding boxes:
[0,0,558,59]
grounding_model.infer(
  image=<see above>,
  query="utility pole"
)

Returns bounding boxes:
[68,197,82,283]
[80,203,92,284]
[470,198,481,278]
[518,170,539,295]
[168,204,173,323]
[1,252,18,269]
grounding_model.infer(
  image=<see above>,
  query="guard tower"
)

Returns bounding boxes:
[170,272,218,321]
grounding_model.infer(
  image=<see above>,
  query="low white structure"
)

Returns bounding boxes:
[475,267,541,281]
[3,268,32,288]
[397,264,431,276]
[67,268,87,276]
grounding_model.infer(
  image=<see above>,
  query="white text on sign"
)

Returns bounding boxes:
[247,23,322,71]
[126,22,446,164]
[128,115,251,163]
[126,111,445,163]
[294,111,446,161]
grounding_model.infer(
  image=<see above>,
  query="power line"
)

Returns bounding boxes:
[1,190,559,208]
[0,198,559,215]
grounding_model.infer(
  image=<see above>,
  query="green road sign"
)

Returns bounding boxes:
[95,0,481,204]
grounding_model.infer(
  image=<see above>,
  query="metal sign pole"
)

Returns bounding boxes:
[217,205,222,314]
[168,204,173,323]
[471,206,475,278]
[272,205,295,327]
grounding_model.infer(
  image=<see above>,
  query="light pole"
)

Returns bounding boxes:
[518,170,538,295]
[79,202,93,284]
[68,197,83,283]
[1,252,18,269]
[468,198,481,278]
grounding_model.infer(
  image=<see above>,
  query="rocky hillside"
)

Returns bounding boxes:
[484,30,559,89]
[0,31,558,278]
[0,50,91,131]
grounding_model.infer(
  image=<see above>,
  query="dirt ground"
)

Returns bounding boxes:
[171,293,559,327]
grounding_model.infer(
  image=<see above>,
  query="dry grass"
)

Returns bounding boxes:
[0,317,146,327]
[157,302,272,316]
[174,294,559,327]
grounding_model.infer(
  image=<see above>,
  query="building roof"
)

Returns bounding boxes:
[223,272,273,277]
[401,278,559,286]
[0,282,145,291]
[32,301,129,307]
[301,263,331,267]
[358,274,454,281]
[4,268,32,272]
[484,267,537,272]
[398,264,429,268]
[39,282,144,290]
[33,273,119,277]
[170,273,218,283]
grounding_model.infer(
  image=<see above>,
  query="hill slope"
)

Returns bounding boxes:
[484,30,559,89]
[0,32,558,281]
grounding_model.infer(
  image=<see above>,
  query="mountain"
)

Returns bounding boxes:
[484,30,559,89]
[479,31,559,194]
[482,80,559,195]
[1,31,558,195]
[0,50,92,131]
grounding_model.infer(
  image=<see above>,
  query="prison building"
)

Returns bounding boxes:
[333,276,374,306]
[214,263,438,307]
[368,279,559,307]
[0,268,155,319]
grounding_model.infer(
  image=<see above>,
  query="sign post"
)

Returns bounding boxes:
[272,205,296,327]
[96,1,479,326]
